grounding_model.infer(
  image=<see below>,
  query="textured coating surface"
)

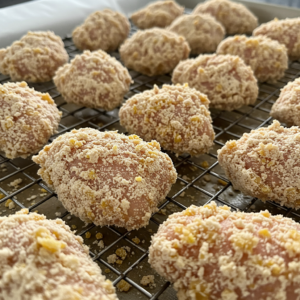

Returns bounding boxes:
[0,82,61,159]
[0,209,117,300]
[0,31,68,82]
[131,1,184,29]
[168,13,225,55]
[193,0,258,34]
[33,129,177,230]
[149,202,300,300]
[172,54,258,111]
[54,50,132,111]
[72,9,130,52]
[119,84,215,156]
[217,35,288,82]
[120,28,190,77]
[218,120,300,209]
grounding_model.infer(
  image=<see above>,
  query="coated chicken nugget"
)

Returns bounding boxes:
[271,78,300,126]
[131,1,184,29]
[218,120,300,209]
[193,0,258,34]
[217,35,288,82]
[149,201,300,300]
[119,84,215,156]
[168,13,225,55]
[253,18,300,60]
[0,209,117,300]
[120,28,190,77]
[0,82,61,159]
[172,54,258,111]
[0,31,68,82]
[33,129,177,230]
[72,9,130,52]
[54,50,132,111]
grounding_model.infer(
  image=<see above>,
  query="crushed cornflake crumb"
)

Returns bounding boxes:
[85,231,91,239]
[71,225,77,230]
[5,199,13,208]
[158,209,167,215]
[116,247,127,260]
[105,268,111,274]
[116,259,123,265]
[116,280,132,292]
[0,193,5,200]
[201,161,209,168]
[140,275,155,288]
[218,179,228,186]
[96,232,103,239]
[132,237,140,244]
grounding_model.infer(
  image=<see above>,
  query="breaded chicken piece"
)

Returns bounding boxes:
[193,0,258,34]
[172,54,258,111]
[0,31,68,82]
[149,201,300,300]
[131,1,184,29]
[33,129,177,230]
[217,35,288,82]
[72,9,130,52]
[168,13,225,55]
[0,82,61,159]
[54,50,132,111]
[120,28,190,77]
[253,18,300,60]
[218,120,300,209]
[0,209,117,300]
[119,84,215,156]
[271,78,300,126]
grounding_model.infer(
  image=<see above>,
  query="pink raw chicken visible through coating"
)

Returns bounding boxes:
[0,31,68,82]
[0,209,118,300]
[33,129,177,231]
[149,202,300,300]
[72,9,130,52]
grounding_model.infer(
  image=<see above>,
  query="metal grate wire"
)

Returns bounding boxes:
[1,21,300,300]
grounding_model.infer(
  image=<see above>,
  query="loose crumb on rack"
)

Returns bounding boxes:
[132,237,140,244]
[116,280,132,292]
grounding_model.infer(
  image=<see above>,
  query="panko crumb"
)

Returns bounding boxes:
[149,201,300,300]
[217,35,288,82]
[119,84,214,156]
[116,280,132,292]
[107,254,118,264]
[0,31,68,82]
[193,0,258,34]
[168,13,225,55]
[0,82,61,159]
[172,54,258,111]
[33,129,177,230]
[0,210,117,300]
[120,28,190,77]
[253,17,300,59]
[54,50,132,111]
[72,9,130,52]
[131,1,184,29]
[218,120,300,208]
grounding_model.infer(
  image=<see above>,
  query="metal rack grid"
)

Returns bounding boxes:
[1,23,300,300]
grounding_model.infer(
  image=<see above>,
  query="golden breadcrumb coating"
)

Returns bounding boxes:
[217,35,288,82]
[193,0,258,34]
[72,9,130,52]
[218,120,300,209]
[0,82,61,159]
[120,28,190,77]
[0,209,117,300]
[54,50,132,111]
[172,54,258,111]
[131,1,184,29]
[271,78,300,126]
[168,13,225,55]
[149,201,300,300]
[119,84,215,156]
[33,129,177,230]
[0,31,68,82]
[253,18,300,60]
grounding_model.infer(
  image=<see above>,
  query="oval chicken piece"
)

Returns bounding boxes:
[217,35,288,82]
[218,120,300,209]
[149,201,300,300]
[119,84,215,156]
[0,209,118,300]
[32,129,177,230]
[120,28,190,77]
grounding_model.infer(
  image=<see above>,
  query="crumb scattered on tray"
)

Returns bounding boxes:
[116,280,132,292]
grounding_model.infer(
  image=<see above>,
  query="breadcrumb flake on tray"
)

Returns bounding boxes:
[149,201,300,300]
[0,209,117,300]
[33,129,177,230]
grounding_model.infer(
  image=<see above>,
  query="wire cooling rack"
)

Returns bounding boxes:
[1,22,300,300]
